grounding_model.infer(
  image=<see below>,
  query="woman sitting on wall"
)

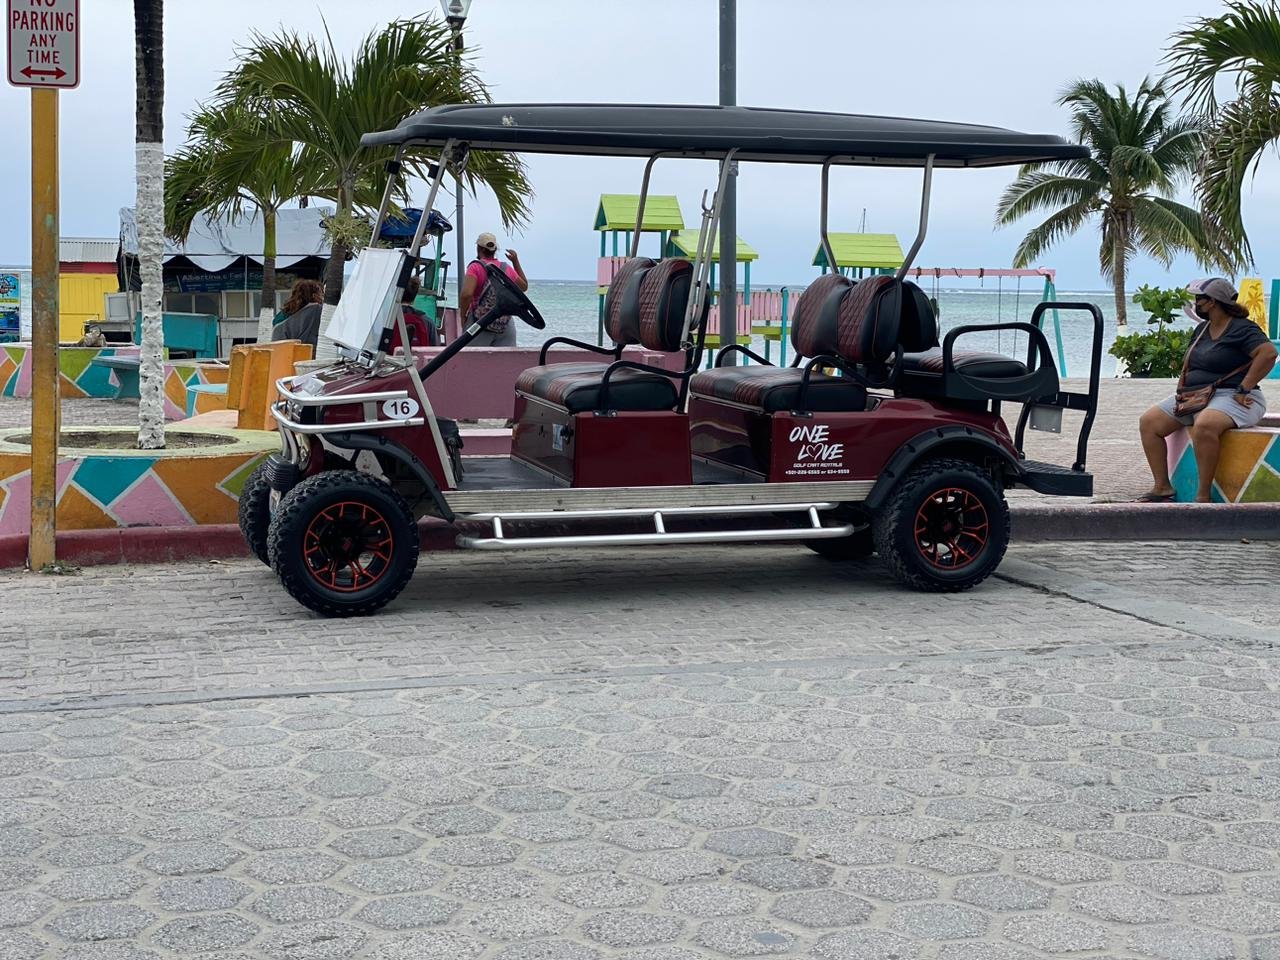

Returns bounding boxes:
[1138,278,1278,502]
[271,280,325,347]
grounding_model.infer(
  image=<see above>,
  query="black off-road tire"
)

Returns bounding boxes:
[872,457,1009,592]
[238,461,274,567]
[807,525,875,560]
[268,470,419,617]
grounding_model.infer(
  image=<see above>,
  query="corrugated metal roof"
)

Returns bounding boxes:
[812,233,904,269]
[59,237,119,264]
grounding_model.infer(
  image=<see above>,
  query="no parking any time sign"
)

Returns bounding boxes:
[8,0,79,88]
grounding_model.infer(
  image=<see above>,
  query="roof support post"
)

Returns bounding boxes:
[682,147,739,347]
[630,152,667,258]
[896,154,935,279]
[408,140,455,260]
[819,157,838,275]
[368,147,407,246]
[718,0,738,363]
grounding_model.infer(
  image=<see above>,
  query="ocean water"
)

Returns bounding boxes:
[451,279,1182,379]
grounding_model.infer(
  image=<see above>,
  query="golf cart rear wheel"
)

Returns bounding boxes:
[238,460,273,567]
[268,470,419,617]
[873,457,1008,592]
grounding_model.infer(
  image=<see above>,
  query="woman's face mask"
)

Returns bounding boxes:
[1194,297,1212,320]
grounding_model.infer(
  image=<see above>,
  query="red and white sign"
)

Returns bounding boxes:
[8,0,79,89]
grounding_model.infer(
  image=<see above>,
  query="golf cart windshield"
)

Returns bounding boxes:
[360,103,1087,168]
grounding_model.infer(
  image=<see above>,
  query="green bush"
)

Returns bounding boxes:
[1109,327,1196,377]
[1108,284,1194,377]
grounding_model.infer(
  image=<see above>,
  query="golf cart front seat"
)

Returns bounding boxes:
[896,281,1059,402]
[516,257,693,413]
[690,273,904,413]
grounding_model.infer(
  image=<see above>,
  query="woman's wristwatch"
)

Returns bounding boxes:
[1237,383,1255,394]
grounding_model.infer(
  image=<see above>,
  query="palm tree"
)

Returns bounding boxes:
[134,0,165,449]
[166,102,329,342]
[1165,0,1276,265]
[221,16,532,359]
[996,78,1236,327]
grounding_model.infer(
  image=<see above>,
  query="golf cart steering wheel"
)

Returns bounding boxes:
[473,264,546,330]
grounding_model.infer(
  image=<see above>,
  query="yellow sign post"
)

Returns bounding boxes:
[28,87,58,569]
[10,0,79,568]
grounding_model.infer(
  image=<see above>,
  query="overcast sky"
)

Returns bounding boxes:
[3,0,1274,290]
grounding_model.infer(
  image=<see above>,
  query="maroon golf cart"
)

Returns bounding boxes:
[245,104,1103,616]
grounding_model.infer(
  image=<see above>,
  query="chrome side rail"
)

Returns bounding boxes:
[275,377,412,408]
[270,402,423,435]
[457,501,854,551]
[462,501,841,522]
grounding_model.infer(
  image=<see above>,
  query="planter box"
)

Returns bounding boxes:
[0,425,278,533]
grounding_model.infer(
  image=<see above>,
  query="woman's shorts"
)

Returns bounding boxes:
[1156,387,1267,427]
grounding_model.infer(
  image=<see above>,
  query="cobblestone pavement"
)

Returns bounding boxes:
[5,542,1280,958]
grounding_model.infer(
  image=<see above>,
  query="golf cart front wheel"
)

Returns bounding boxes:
[238,460,274,566]
[873,457,1009,592]
[268,470,419,617]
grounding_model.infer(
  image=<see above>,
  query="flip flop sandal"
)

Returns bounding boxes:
[1135,492,1175,503]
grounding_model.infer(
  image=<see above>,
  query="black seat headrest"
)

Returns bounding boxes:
[602,257,655,345]
[899,281,939,352]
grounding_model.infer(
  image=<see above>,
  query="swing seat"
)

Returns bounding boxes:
[895,281,1058,403]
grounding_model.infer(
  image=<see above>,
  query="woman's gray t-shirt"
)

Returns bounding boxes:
[1184,317,1270,389]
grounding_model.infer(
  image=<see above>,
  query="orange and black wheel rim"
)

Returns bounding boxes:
[301,501,395,593]
[913,487,989,570]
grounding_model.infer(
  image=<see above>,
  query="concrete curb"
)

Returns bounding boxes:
[3,501,1278,570]
[1009,501,1280,541]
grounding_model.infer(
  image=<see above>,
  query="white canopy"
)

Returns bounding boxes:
[118,206,333,272]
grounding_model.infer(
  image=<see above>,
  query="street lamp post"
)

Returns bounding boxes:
[440,0,473,319]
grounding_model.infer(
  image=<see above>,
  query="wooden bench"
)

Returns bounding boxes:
[1167,425,1280,502]
[88,355,142,399]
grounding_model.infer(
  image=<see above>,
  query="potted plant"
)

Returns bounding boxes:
[1108,284,1195,377]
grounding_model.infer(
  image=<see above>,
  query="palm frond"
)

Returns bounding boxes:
[1165,0,1280,113]
[1009,200,1096,268]
[995,173,1101,226]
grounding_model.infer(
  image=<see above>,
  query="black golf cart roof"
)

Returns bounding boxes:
[361,103,1087,168]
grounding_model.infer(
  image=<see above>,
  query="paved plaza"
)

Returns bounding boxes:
[3,540,1280,958]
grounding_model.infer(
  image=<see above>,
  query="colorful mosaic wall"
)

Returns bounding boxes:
[0,345,141,399]
[0,345,231,420]
[164,361,230,420]
[0,428,277,533]
[1167,427,1280,502]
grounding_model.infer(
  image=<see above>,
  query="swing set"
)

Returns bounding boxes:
[903,267,1069,377]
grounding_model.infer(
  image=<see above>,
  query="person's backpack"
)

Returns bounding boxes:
[468,261,541,333]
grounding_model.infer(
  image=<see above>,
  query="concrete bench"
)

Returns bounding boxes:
[89,355,142,399]
[1167,425,1280,502]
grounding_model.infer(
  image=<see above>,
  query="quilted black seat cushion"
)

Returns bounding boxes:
[690,366,867,413]
[515,362,678,413]
[901,350,1028,379]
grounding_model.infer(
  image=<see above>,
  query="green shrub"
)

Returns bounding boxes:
[1109,327,1196,377]
[1108,284,1194,377]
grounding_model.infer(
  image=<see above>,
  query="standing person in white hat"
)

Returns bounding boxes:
[1138,277,1277,502]
[457,232,528,346]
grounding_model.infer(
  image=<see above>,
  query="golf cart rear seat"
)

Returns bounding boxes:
[690,273,902,413]
[516,256,692,414]
[896,281,1059,402]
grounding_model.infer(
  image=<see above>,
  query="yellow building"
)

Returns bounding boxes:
[58,238,119,342]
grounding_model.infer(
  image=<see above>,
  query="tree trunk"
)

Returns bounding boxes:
[314,181,353,362]
[134,0,165,450]
[256,207,277,343]
[1112,230,1128,330]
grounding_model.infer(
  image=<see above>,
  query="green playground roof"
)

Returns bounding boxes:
[594,194,684,232]
[812,233,905,269]
[666,230,759,262]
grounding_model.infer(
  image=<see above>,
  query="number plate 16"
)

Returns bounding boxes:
[381,397,421,421]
